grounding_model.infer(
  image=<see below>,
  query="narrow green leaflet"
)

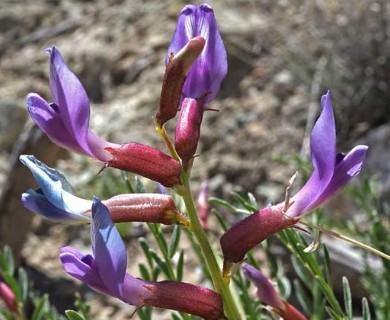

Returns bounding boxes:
[65,310,86,320]
[169,225,181,259]
[176,250,184,282]
[362,297,371,320]
[343,277,353,320]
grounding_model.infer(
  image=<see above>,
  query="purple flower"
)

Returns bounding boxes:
[220,91,368,263]
[60,198,225,319]
[20,155,187,225]
[60,198,149,303]
[286,91,368,218]
[242,264,307,320]
[167,3,227,103]
[27,47,117,162]
[27,48,181,187]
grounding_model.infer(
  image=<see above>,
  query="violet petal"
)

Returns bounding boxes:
[60,248,112,296]
[27,93,85,154]
[287,91,337,217]
[47,47,92,155]
[167,4,227,102]
[242,263,284,310]
[315,145,368,206]
[91,197,126,299]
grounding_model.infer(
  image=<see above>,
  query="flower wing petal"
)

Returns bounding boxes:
[60,247,111,296]
[315,145,368,206]
[26,93,86,154]
[20,155,91,214]
[22,189,90,222]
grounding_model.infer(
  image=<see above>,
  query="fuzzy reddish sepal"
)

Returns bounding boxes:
[279,301,307,320]
[103,194,185,225]
[105,143,181,187]
[175,98,204,166]
[220,206,297,263]
[144,281,226,320]
[156,37,206,125]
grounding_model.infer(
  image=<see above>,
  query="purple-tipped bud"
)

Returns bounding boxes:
[144,281,226,320]
[220,206,297,264]
[102,194,188,226]
[197,180,209,231]
[167,4,227,103]
[175,97,204,166]
[156,37,206,126]
[242,264,307,320]
[105,143,181,187]
[0,281,17,313]
[242,264,284,310]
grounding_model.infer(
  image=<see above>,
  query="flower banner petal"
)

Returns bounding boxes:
[287,91,337,217]
[91,198,127,299]
[47,47,92,155]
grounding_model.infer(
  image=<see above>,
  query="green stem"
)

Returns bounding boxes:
[178,173,242,320]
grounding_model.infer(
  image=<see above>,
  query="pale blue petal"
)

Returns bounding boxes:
[22,189,90,222]
[20,155,91,215]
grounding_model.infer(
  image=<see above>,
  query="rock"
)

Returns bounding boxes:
[272,69,295,100]
[357,123,390,203]
[0,101,28,152]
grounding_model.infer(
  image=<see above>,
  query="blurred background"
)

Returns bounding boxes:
[1,0,390,318]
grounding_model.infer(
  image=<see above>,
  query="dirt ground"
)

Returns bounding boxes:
[1,0,390,318]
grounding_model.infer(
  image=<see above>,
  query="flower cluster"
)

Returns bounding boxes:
[19,2,369,320]
[21,4,229,319]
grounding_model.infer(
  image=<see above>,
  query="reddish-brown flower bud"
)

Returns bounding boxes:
[0,281,17,313]
[105,143,181,187]
[174,98,204,166]
[156,37,206,126]
[281,301,308,320]
[102,193,188,226]
[143,281,226,320]
[197,180,209,231]
[220,205,298,264]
